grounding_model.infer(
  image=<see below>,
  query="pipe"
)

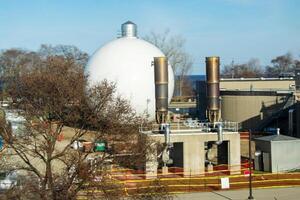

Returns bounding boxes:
[154,57,169,124]
[164,123,171,145]
[206,56,221,123]
[215,123,223,145]
[159,123,173,165]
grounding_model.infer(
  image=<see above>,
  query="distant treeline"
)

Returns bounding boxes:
[221,53,300,78]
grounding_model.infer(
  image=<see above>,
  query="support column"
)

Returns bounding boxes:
[229,134,241,174]
[183,140,205,176]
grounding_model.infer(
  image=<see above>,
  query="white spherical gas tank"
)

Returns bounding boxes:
[86,21,174,119]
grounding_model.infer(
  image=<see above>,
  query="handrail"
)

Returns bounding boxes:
[140,121,240,132]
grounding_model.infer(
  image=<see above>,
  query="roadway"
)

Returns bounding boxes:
[174,186,300,200]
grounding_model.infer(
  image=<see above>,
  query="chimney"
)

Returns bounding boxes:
[154,57,168,124]
[206,56,221,123]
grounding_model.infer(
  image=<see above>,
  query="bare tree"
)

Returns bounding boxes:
[144,30,193,96]
[222,58,264,78]
[0,45,171,200]
[0,49,41,98]
[0,53,106,199]
[0,45,88,99]
[38,44,89,69]
[265,52,297,77]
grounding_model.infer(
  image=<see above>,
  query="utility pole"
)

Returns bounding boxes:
[248,129,254,200]
[231,59,234,79]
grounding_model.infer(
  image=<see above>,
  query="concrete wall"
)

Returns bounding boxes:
[271,140,300,172]
[221,94,287,129]
[148,131,241,176]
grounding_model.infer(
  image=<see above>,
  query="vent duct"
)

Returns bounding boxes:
[154,57,169,124]
[121,21,137,37]
[206,56,221,123]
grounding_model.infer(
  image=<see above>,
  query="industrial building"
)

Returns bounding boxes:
[220,78,296,129]
[197,78,296,129]
[195,74,300,139]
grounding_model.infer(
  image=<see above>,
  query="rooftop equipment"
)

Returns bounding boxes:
[206,56,221,124]
[121,21,137,37]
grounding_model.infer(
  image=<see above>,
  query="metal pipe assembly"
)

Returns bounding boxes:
[216,123,223,145]
[154,57,169,125]
[206,56,221,124]
[153,57,172,169]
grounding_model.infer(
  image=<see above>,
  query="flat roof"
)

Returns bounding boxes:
[220,77,294,81]
[220,90,293,96]
[255,134,299,142]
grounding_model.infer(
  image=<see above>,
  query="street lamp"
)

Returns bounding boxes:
[248,129,254,200]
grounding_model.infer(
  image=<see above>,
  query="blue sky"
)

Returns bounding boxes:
[0,0,300,74]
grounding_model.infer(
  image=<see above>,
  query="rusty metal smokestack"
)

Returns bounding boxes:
[206,56,221,123]
[154,57,168,124]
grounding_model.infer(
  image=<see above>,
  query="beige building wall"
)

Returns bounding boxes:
[221,94,287,129]
[219,78,294,130]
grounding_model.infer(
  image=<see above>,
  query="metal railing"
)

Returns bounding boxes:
[139,120,240,133]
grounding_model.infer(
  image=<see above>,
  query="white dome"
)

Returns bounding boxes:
[86,36,174,119]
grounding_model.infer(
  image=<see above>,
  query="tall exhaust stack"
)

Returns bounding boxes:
[154,57,169,124]
[154,57,172,169]
[206,56,221,124]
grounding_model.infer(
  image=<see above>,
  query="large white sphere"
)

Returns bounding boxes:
[86,36,174,119]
